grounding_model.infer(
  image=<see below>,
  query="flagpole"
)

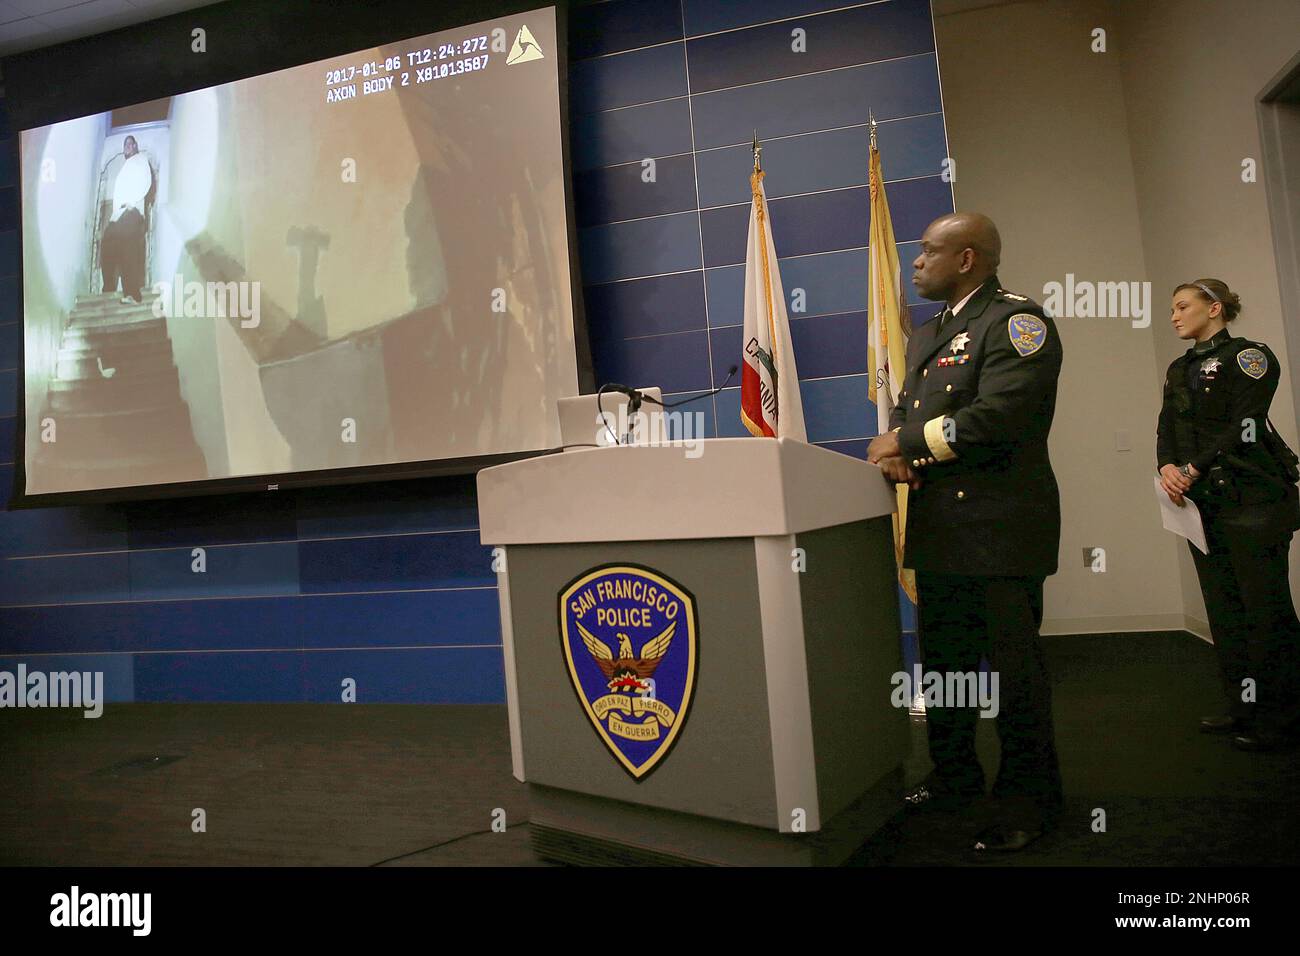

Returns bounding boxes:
[869,114,924,716]
[741,130,805,440]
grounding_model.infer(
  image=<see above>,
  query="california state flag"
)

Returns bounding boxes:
[866,139,917,602]
[741,169,806,441]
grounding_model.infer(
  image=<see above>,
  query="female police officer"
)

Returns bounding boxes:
[1157,278,1300,751]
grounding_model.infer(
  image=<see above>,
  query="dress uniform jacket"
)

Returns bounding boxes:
[889,276,1064,576]
[1156,328,1300,531]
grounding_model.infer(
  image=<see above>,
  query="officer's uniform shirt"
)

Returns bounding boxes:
[888,275,1064,576]
[946,284,981,321]
[1157,328,1299,530]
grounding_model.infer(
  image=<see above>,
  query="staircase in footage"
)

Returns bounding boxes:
[30,292,208,493]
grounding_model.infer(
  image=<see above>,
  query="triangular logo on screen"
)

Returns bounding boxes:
[507,25,544,65]
[559,564,699,780]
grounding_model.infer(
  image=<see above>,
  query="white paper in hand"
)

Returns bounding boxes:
[1154,475,1208,554]
[112,153,151,219]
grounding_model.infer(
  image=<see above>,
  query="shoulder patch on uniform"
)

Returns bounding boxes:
[997,289,1030,302]
[1008,313,1047,357]
[1237,347,1268,379]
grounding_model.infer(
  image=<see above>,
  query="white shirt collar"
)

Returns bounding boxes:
[950,285,980,317]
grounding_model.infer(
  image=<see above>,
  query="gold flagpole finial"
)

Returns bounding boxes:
[869,111,877,151]
[752,129,762,172]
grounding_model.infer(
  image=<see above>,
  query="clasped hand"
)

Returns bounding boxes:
[867,431,923,490]
[1158,462,1199,506]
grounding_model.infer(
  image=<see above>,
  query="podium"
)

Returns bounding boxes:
[477,437,908,866]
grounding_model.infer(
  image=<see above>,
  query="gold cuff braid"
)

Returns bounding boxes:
[923,416,957,461]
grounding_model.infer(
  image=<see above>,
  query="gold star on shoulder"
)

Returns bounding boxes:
[950,331,971,353]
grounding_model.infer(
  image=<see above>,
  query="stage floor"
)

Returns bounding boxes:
[1,632,1296,866]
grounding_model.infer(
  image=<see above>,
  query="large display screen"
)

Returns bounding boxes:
[17,5,578,501]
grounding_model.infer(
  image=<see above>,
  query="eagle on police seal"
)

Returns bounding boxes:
[574,620,676,693]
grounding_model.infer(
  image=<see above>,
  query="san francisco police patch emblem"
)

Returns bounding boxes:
[559,564,699,780]
[1008,314,1047,357]
[1237,348,1267,380]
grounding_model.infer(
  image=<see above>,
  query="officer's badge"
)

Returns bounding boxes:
[1200,357,1222,375]
[1008,314,1047,357]
[950,331,971,353]
[559,564,699,779]
[1237,348,1267,380]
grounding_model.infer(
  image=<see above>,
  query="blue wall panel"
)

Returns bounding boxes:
[571,98,694,170]
[297,531,493,593]
[133,651,306,703]
[689,54,943,149]
[127,508,297,550]
[299,647,504,704]
[683,0,861,36]
[684,2,935,94]
[570,42,688,114]
[0,653,134,703]
[294,478,479,538]
[0,503,129,556]
[585,271,707,342]
[127,543,301,601]
[0,0,949,703]
[694,113,948,208]
[295,590,500,649]
[0,550,132,606]
[0,321,18,371]
[591,329,713,393]
[0,277,17,322]
[579,210,703,283]
[575,153,698,226]
[570,0,682,59]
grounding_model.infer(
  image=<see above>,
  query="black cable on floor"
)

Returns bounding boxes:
[369,820,531,866]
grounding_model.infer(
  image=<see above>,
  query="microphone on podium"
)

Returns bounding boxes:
[595,366,739,444]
